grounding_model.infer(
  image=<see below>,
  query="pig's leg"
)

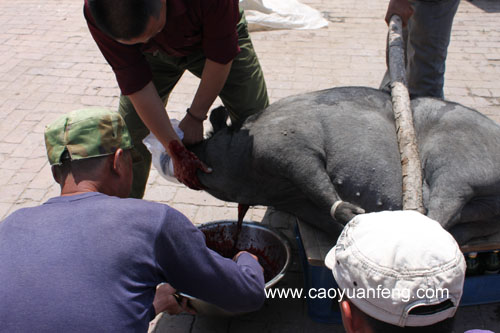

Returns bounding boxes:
[284,159,364,225]
[449,219,500,245]
[275,198,345,237]
[209,106,229,133]
[458,196,500,223]
[425,180,474,229]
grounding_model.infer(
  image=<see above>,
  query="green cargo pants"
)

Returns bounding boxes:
[119,11,269,198]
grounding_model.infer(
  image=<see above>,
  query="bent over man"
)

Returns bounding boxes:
[84,0,269,197]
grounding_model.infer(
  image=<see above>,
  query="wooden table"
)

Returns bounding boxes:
[297,218,500,268]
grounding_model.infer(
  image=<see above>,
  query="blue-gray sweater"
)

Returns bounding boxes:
[0,192,265,332]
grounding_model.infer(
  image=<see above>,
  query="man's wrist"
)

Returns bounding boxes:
[186,108,207,123]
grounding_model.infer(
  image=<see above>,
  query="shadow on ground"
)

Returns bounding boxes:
[465,0,500,13]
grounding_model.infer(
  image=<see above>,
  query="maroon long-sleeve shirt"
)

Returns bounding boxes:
[84,0,241,95]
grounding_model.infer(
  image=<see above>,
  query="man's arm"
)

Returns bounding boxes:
[128,83,211,190]
[128,82,179,148]
[154,207,266,313]
[179,59,233,146]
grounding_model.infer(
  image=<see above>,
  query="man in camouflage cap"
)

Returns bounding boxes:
[44,107,139,198]
[45,107,138,167]
[0,108,265,332]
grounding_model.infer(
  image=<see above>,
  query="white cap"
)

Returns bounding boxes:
[325,210,466,327]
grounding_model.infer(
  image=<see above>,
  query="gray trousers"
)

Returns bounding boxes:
[381,0,460,98]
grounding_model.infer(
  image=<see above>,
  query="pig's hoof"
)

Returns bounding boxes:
[331,200,365,224]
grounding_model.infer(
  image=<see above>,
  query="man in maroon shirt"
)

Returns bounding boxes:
[85,0,269,197]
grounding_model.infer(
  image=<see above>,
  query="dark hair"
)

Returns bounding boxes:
[88,0,162,40]
[355,301,455,333]
[363,313,455,333]
[53,151,111,184]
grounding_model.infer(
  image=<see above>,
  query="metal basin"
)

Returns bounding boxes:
[180,221,291,316]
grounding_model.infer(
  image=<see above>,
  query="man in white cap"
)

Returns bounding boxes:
[325,210,466,332]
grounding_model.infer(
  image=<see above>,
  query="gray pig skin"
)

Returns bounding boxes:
[190,87,500,244]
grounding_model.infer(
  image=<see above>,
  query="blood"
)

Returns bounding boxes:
[202,224,280,283]
[244,246,281,283]
[167,140,205,189]
[232,204,250,254]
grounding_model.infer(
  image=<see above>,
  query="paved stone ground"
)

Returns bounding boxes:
[1,0,500,332]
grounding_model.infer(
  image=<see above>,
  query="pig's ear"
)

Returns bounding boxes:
[209,106,229,134]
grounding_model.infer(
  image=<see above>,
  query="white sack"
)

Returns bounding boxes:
[241,0,328,31]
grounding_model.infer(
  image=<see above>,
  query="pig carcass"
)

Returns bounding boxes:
[189,87,500,244]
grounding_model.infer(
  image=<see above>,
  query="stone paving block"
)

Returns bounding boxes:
[249,206,267,222]
[27,162,53,189]
[0,169,15,186]
[0,184,25,204]
[18,188,46,202]
[12,133,45,158]
[150,313,194,333]
[41,183,60,203]
[32,112,66,134]
[0,142,17,154]
[0,110,28,141]
[8,172,37,186]
[4,200,39,217]
[154,173,184,187]
[80,70,113,80]
[146,170,159,185]
[0,203,13,220]
[143,185,177,203]
[45,93,81,104]
[16,98,43,111]
[0,58,21,73]
[84,86,99,96]
[0,99,20,114]
[170,203,200,223]
[31,75,60,85]
[20,156,47,172]
[194,206,237,224]
[3,121,38,144]
[87,79,119,88]
[56,77,93,87]
[174,187,227,207]
[1,157,27,170]
[97,87,120,97]
[80,95,114,107]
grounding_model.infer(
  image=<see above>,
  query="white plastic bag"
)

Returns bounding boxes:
[240,0,328,31]
[143,119,184,183]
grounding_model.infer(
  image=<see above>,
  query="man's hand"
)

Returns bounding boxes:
[179,113,205,146]
[153,283,196,315]
[167,140,211,190]
[385,0,414,27]
[233,251,264,272]
[233,251,258,262]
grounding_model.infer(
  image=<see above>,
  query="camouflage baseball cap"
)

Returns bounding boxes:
[44,108,139,165]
